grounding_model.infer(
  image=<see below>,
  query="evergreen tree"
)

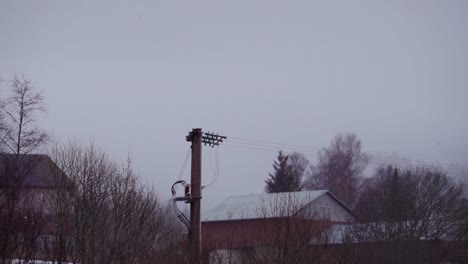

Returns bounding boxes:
[265,151,302,193]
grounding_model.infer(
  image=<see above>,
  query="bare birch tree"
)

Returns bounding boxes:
[288,152,309,188]
[303,134,368,207]
[0,76,48,263]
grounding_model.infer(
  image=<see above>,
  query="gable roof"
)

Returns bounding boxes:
[0,153,70,188]
[204,190,355,222]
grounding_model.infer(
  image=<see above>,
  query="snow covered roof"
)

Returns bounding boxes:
[204,190,329,222]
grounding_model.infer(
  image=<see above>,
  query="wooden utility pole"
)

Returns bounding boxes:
[186,128,202,263]
[186,129,226,263]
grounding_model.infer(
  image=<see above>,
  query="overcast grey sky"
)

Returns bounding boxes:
[1,0,467,210]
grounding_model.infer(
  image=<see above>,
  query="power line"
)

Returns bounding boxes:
[226,135,468,170]
[177,147,191,181]
[223,138,468,176]
[226,140,318,155]
[228,136,321,152]
[174,147,191,193]
[226,143,467,176]
[224,143,288,153]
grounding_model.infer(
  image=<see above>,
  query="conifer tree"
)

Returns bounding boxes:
[265,151,302,193]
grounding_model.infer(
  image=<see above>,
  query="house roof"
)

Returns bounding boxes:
[204,190,351,222]
[0,153,70,188]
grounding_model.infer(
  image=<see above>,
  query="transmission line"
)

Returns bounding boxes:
[223,136,468,176]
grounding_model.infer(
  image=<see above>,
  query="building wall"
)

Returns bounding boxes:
[208,248,254,264]
[5,188,60,216]
[202,193,356,262]
[1,186,71,235]
[299,193,355,222]
[202,218,332,250]
[203,219,268,250]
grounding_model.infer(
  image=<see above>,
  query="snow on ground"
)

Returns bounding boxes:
[10,260,72,264]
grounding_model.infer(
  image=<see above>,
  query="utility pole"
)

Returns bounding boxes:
[185,129,226,264]
[186,128,202,263]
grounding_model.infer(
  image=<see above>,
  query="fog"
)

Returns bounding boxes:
[1,0,467,211]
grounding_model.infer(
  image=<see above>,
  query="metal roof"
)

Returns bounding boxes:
[204,190,329,222]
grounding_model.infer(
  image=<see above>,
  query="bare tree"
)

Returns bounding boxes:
[350,166,466,264]
[253,194,333,264]
[303,134,368,207]
[0,76,48,263]
[288,152,309,188]
[47,142,183,264]
[0,76,48,156]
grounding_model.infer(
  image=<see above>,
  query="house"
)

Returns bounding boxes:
[0,154,71,214]
[0,153,72,260]
[201,190,358,263]
[202,190,468,264]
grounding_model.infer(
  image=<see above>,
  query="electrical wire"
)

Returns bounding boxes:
[171,148,191,229]
[177,147,191,181]
[173,147,191,194]
[223,143,284,153]
[222,139,468,177]
[204,146,220,188]
[227,140,318,155]
[171,180,185,196]
[225,136,468,173]
[226,136,468,174]
[171,180,190,229]
[228,136,321,152]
